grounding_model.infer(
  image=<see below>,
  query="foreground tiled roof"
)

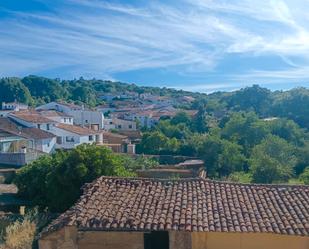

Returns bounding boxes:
[43,177,309,237]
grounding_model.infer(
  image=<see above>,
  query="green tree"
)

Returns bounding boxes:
[71,86,97,106]
[22,75,67,103]
[300,167,309,184]
[272,87,309,129]
[0,77,33,104]
[137,131,169,154]
[170,111,191,126]
[221,112,270,154]
[249,135,296,183]
[15,145,133,212]
[269,118,306,146]
[225,85,271,115]
[197,135,245,177]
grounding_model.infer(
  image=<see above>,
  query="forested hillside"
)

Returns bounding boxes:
[0,75,201,107]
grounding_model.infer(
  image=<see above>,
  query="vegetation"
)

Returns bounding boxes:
[0,75,202,107]
[0,212,37,249]
[137,109,309,184]
[14,145,159,212]
[3,77,309,188]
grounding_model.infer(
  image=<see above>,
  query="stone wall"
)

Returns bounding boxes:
[39,228,309,249]
[78,231,144,249]
[169,231,192,249]
[191,232,309,249]
[39,226,78,249]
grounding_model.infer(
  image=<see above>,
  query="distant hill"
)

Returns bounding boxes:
[0,75,205,107]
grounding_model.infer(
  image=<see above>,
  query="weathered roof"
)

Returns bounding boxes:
[22,127,55,139]
[38,110,73,118]
[9,110,55,124]
[43,177,309,237]
[0,117,55,139]
[56,123,98,135]
[102,131,128,139]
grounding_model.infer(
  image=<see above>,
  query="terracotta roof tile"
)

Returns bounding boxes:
[43,177,309,237]
[0,117,55,139]
[56,123,99,135]
[9,110,55,123]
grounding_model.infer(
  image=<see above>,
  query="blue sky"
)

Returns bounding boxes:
[1,0,309,92]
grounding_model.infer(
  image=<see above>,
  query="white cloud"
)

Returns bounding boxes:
[0,0,308,88]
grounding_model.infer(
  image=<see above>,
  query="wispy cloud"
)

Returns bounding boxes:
[0,0,309,90]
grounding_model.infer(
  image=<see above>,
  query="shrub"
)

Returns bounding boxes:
[15,144,134,212]
[1,217,36,249]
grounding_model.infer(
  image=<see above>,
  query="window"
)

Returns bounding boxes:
[89,135,93,141]
[85,120,88,123]
[118,125,122,129]
[37,124,41,129]
[64,118,67,122]
[46,124,50,130]
[47,143,50,147]
[129,125,132,129]
[56,137,62,144]
[66,136,75,142]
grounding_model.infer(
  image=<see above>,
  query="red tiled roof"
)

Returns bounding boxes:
[9,110,55,123]
[38,110,73,118]
[43,177,309,237]
[22,128,55,139]
[102,131,128,139]
[56,123,98,135]
[0,117,55,139]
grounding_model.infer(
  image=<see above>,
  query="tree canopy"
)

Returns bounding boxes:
[14,145,134,212]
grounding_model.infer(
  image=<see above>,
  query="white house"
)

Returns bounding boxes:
[0,102,28,118]
[52,123,103,149]
[123,110,158,128]
[1,102,28,111]
[37,110,73,125]
[0,117,56,166]
[103,118,137,131]
[36,102,104,130]
[7,110,102,150]
[8,110,57,132]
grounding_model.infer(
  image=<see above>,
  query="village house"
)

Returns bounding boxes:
[39,177,309,249]
[8,110,57,132]
[53,123,102,149]
[0,101,29,117]
[37,110,74,125]
[1,102,28,112]
[7,111,102,150]
[0,117,56,166]
[103,118,137,131]
[123,110,158,128]
[102,131,135,154]
[36,102,104,130]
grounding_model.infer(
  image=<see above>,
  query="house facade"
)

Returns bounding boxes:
[0,117,56,166]
[53,123,103,149]
[36,102,104,130]
[5,111,102,150]
[39,177,309,249]
[8,111,56,132]
[104,118,137,131]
